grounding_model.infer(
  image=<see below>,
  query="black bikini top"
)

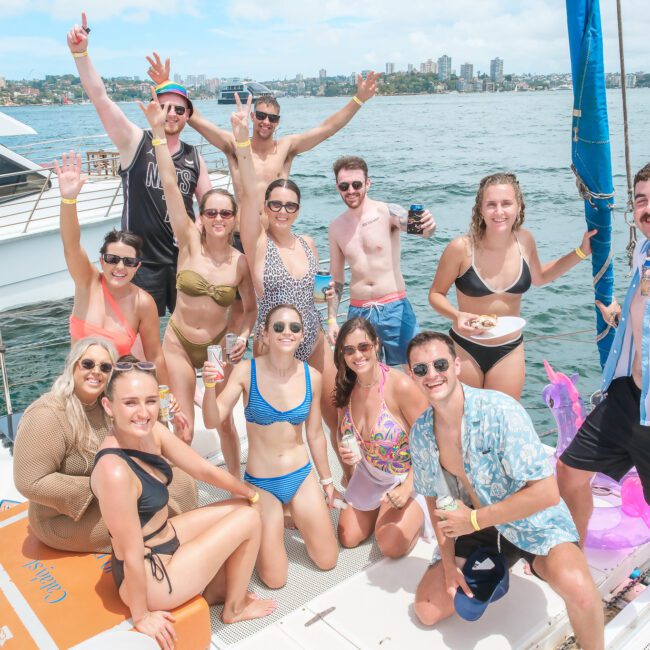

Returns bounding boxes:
[93,448,172,527]
[455,237,532,298]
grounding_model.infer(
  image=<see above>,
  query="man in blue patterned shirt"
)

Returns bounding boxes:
[407,332,603,649]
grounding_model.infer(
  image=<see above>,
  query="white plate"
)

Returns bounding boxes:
[469,316,526,340]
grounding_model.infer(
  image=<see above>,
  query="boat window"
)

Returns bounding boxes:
[0,154,50,203]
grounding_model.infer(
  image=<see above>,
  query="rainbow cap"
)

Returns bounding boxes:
[154,81,193,115]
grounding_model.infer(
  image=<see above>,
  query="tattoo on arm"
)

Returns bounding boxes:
[334,281,344,298]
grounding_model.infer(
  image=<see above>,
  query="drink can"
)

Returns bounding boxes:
[313,270,332,304]
[225,332,238,362]
[341,432,362,462]
[436,495,458,511]
[641,257,650,297]
[207,345,225,382]
[407,203,424,235]
[158,385,171,422]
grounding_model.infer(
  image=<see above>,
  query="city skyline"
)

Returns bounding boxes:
[0,1,647,81]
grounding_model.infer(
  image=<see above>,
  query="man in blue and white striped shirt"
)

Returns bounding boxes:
[558,163,650,545]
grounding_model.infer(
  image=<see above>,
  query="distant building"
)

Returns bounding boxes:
[386,62,395,75]
[626,73,637,88]
[173,73,183,84]
[420,59,436,74]
[319,68,327,80]
[460,63,474,81]
[296,73,304,81]
[0,77,5,89]
[483,80,496,92]
[490,57,504,83]
[407,63,414,74]
[438,55,452,81]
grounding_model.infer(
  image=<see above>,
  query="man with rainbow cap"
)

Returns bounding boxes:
[67,13,212,315]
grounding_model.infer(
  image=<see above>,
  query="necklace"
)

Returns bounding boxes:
[356,369,379,389]
[80,397,98,408]
[268,360,291,378]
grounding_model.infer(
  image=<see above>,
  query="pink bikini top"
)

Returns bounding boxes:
[69,276,137,356]
[339,364,411,475]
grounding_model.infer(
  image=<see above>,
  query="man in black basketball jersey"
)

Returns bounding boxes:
[67,13,212,315]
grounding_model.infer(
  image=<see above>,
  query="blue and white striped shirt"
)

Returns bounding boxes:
[601,238,650,425]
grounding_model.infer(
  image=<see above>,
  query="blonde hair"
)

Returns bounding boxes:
[50,337,117,468]
[469,172,526,244]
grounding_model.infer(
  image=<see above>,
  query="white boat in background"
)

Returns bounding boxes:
[0,111,233,313]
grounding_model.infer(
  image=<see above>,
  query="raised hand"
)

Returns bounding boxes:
[146,52,170,85]
[54,150,87,200]
[137,86,169,132]
[355,71,380,103]
[67,12,89,54]
[230,92,252,144]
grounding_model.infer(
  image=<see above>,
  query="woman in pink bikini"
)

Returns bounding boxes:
[56,151,169,384]
[334,318,433,557]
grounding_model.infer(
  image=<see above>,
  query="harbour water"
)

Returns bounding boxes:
[2,89,650,436]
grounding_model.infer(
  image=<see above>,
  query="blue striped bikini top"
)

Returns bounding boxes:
[244,359,312,426]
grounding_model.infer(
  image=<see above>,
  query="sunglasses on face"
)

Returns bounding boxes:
[202,208,235,220]
[79,358,113,374]
[342,341,374,356]
[254,110,280,124]
[411,358,451,377]
[101,253,140,268]
[337,180,364,192]
[114,361,156,372]
[162,104,187,116]
[266,200,300,214]
[272,321,302,334]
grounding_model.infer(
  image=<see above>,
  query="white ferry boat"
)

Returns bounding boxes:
[217,80,274,105]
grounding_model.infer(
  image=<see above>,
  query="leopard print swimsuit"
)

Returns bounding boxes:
[255,236,322,362]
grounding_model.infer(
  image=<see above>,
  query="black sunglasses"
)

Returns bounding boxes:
[272,321,302,334]
[161,103,187,116]
[255,110,280,124]
[79,358,113,374]
[202,208,235,220]
[342,342,374,356]
[266,200,300,214]
[114,361,156,372]
[411,358,451,377]
[101,253,140,268]
[337,181,364,192]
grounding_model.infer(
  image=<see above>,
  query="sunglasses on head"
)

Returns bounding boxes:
[101,253,140,268]
[411,358,450,377]
[272,321,302,334]
[337,181,364,192]
[161,103,187,116]
[255,110,280,124]
[79,358,113,374]
[113,361,156,372]
[266,200,300,214]
[342,341,374,356]
[202,208,235,220]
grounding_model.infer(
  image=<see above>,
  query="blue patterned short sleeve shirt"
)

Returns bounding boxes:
[410,385,578,555]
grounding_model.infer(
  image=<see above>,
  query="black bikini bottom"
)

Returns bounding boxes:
[449,329,524,375]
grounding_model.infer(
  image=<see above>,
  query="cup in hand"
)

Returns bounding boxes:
[313,271,332,304]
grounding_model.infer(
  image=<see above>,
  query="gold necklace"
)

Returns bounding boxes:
[356,369,379,389]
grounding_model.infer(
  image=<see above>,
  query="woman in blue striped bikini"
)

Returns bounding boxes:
[202,303,340,588]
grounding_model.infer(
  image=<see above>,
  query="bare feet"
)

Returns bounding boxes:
[222,592,278,623]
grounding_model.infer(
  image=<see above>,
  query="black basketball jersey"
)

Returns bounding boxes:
[119,130,200,267]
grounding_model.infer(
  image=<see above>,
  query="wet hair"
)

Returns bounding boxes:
[263,303,303,330]
[332,156,369,180]
[406,331,457,366]
[104,354,157,401]
[264,178,301,203]
[634,163,650,189]
[333,318,379,408]
[253,95,280,112]
[199,188,238,244]
[100,229,143,258]
[469,172,526,244]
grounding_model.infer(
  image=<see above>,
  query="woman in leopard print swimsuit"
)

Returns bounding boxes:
[230,95,338,438]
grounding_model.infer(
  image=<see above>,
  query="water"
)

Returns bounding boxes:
[2,89,650,437]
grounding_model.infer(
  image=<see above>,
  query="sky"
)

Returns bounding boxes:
[0,0,648,81]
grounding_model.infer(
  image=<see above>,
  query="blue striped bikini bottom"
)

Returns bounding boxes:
[244,461,312,504]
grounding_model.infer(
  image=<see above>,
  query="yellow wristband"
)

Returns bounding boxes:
[72,51,88,58]
[327,318,337,325]
[204,381,216,389]
[249,492,260,504]
[470,509,481,532]
[352,95,364,106]
[235,139,251,149]
[575,246,587,260]
[151,138,167,147]
[61,198,77,205]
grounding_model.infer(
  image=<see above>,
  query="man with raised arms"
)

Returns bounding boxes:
[407,331,603,649]
[327,156,435,364]
[67,14,212,316]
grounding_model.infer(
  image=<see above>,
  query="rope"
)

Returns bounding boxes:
[570,164,615,205]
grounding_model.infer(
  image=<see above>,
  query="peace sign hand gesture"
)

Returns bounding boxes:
[146,51,170,85]
[53,150,87,200]
[67,12,89,54]
[137,87,169,133]
[230,92,252,145]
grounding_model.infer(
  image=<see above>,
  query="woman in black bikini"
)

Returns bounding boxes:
[429,172,596,399]
[91,360,276,649]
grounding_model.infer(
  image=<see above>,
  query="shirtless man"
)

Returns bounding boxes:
[68,15,212,316]
[327,156,436,365]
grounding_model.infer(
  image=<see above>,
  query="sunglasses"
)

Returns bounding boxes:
[101,253,140,268]
[254,110,280,124]
[114,361,156,372]
[411,358,451,377]
[202,208,235,220]
[266,200,300,214]
[161,103,187,116]
[79,358,113,374]
[337,181,364,192]
[272,321,302,334]
[342,341,374,356]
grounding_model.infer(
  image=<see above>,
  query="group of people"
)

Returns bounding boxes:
[9,12,650,650]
